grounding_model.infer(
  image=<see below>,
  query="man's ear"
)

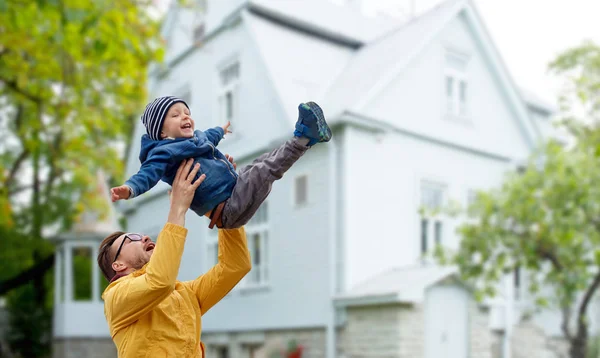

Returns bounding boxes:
[112,261,127,273]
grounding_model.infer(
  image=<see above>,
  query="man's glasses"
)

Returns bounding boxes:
[113,233,144,263]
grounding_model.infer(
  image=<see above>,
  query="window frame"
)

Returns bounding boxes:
[419,181,447,257]
[240,202,270,290]
[216,59,240,137]
[444,50,470,121]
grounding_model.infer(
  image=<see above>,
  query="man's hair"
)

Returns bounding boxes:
[97,231,126,282]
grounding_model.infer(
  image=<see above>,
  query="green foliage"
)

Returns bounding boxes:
[0,0,164,356]
[434,41,600,357]
[6,283,52,358]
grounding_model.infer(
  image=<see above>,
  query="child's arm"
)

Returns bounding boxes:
[111,148,173,202]
[204,122,232,147]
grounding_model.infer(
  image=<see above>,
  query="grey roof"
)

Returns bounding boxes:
[249,0,544,146]
[322,0,466,117]
[334,264,460,306]
[519,87,557,114]
[244,10,357,125]
[249,0,400,44]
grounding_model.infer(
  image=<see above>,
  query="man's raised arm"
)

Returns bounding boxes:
[105,159,205,334]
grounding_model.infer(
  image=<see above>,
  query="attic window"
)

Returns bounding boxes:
[218,61,240,129]
[445,50,469,118]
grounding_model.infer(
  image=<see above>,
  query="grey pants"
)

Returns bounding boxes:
[221,137,309,228]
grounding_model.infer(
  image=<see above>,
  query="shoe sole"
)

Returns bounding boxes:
[305,102,332,143]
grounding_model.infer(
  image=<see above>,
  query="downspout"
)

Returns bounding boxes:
[326,134,339,358]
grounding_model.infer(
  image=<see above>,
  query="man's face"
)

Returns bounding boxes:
[161,102,195,139]
[110,233,155,273]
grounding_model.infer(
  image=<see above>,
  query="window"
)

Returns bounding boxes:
[514,266,521,300]
[215,346,229,358]
[467,189,477,207]
[243,202,269,287]
[294,175,308,206]
[434,221,442,245]
[445,50,469,118]
[420,182,446,255]
[218,61,240,128]
[421,182,444,211]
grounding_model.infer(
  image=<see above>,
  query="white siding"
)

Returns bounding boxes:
[365,15,532,161]
[124,18,334,331]
[202,145,333,331]
[343,125,513,291]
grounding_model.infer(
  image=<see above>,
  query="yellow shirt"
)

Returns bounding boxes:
[101,223,251,357]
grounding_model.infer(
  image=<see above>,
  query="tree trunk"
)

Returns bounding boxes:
[0,254,54,295]
[570,333,587,358]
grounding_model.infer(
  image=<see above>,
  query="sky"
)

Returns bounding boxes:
[361,0,600,106]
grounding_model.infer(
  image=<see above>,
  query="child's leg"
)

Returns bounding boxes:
[220,136,308,228]
[220,102,331,228]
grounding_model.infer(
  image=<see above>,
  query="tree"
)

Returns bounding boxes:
[0,0,163,355]
[436,42,600,358]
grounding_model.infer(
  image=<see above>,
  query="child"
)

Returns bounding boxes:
[111,95,331,229]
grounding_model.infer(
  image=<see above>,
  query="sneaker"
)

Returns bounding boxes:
[293,102,332,146]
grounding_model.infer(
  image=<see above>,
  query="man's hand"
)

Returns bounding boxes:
[167,159,205,226]
[222,121,232,135]
[111,185,131,202]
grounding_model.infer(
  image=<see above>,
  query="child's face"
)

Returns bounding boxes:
[160,102,195,139]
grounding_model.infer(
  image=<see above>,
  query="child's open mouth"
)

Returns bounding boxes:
[182,123,192,129]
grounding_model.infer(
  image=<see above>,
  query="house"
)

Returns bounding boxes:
[60,0,584,357]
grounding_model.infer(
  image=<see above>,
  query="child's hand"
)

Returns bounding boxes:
[111,185,131,202]
[222,121,232,135]
[225,154,237,170]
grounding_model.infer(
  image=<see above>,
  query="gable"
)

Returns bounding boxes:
[244,11,356,125]
[363,13,532,159]
[322,0,541,159]
[322,0,464,119]
[161,6,198,64]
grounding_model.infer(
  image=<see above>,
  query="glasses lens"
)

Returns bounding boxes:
[127,233,144,241]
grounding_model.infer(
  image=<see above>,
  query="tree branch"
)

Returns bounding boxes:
[0,254,55,296]
[8,184,33,196]
[536,244,573,339]
[5,150,29,189]
[537,246,563,271]
[575,269,600,337]
[4,106,29,189]
[0,77,42,104]
[561,306,573,341]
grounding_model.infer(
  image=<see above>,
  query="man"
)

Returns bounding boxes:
[97,158,251,357]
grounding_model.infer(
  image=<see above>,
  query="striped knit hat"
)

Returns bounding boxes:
[141,96,190,140]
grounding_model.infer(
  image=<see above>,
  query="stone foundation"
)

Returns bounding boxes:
[200,308,571,358]
[53,338,116,358]
[336,301,494,358]
[337,304,403,358]
[511,320,570,358]
[202,327,326,358]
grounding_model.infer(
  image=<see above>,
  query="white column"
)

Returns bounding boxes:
[92,244,100,302]
[326,137,339,358]
[503,274,514,358]
[64,242,73,303]
[54,245,63,304]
